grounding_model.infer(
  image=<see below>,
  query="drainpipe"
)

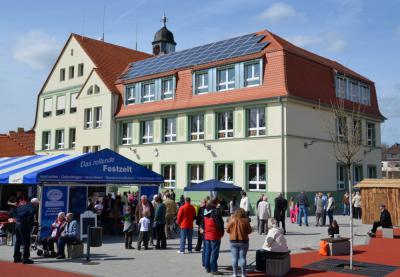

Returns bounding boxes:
[279,97,286,197]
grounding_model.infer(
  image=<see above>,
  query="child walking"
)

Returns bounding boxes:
[137,211,150,250]
[122,205,135,249]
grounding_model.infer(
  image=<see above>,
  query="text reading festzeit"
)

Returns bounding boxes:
[102,165,133,173]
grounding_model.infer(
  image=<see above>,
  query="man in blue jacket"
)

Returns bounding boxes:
[13,198,39,264]
[57,213,79,259]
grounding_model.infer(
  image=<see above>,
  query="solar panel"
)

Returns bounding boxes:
[121,32,270,80]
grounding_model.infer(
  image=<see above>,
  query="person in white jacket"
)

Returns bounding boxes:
[240,191,250,216]
[257,196,271,235]
[352,191,362,219]
[255,218,288,272]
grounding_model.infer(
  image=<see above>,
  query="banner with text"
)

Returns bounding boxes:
[40,185,68,239]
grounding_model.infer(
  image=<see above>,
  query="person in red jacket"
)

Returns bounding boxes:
[177,197,196,254]
[202,198,224,275]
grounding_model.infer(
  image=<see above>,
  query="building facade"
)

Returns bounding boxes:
[33,24,384,210]
[382,143,400,179]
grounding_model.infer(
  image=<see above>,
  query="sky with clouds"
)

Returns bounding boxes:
[0,0,399,144]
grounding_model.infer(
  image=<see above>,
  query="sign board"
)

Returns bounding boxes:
[80,210,97,239]
[40,185,68,239]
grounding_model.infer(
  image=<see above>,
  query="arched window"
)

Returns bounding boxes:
[87,86,93,95]
[94,85,100,94]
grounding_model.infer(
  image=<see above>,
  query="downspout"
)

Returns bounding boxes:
[279,97,286,196]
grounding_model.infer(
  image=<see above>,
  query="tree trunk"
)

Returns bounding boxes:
[347,164,353,270]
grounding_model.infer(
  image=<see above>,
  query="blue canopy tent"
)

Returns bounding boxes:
[0,149,163,238]
[0,148,163,185]
[184,179,242,192]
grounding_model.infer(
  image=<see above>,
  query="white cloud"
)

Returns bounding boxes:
[13,31,60,70]
[257,3,298,22]
[288,32,347,53]
[288,35,322,48]
[326,38,347,52]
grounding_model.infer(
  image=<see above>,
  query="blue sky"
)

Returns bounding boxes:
[0,0,399,144]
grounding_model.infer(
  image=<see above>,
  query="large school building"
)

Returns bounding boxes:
[33,17,384,211]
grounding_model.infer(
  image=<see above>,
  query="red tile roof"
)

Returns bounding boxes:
[0,129,35,157]
[116,29,383,119]
[72,34,152,94]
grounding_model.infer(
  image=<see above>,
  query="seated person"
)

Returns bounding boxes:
[368,204,392,237]
[328,220,339,238]
[42,212,66,256]
[255,218,289,272]
[56,213,79,259]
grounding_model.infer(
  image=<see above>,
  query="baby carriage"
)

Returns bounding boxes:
[30,225,50,256]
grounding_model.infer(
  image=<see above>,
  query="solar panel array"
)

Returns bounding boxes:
[121,33,270,80]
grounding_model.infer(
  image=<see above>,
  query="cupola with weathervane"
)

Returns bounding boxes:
[152,12,176,55]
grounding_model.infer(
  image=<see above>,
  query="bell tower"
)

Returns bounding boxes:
[152,12,176,55]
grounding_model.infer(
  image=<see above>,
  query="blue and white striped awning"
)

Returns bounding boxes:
[0,153,84,184]
[0,149,164,185]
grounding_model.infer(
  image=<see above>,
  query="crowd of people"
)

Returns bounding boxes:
[3,188,395,276]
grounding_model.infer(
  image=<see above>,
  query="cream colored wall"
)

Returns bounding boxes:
[117,138,283,191]
[35,36,95,154]
[285,101,383,191]
[35,88,80,153]
[42,37,95,93]
[75,71,115,152]
[115,100,285,192]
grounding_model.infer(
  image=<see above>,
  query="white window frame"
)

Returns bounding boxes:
[56,95,66,116]
[367,165,377,178]
[78,63,84,77]
[164,118,177,143]
[336,116,347,142]
[162,78,173,100]
[217,66,235,91]
[349,80,359,103]
[141,82,155,103]
[69,128,76,149]
[60,68,65,81]
[216,163,233,183]
[244,62,261,87]
[55,129,65,150]
[335,74,347,99]
[190,114,204,141]
[189,164,204,184]
[337,164,346,191]
[195,71,208,94]
[70,93,77,113]
[92,145,101,152]
[69,66,74,79]
[360,84,370,105]
[121,122,132,145]
[43,98,52,117]
[125,86,135,105]
[94,107,102,128]
[42,131,51,150]
[247,163,266,191]
[84,108,93,129]
[142,121,153,144]
[248,108,266,137]
[217,111,234,139]
[352,164,363,185]
[162,164,176,188]
[367,122,376,147]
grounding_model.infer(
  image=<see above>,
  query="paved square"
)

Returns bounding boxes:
[0,216,370,277]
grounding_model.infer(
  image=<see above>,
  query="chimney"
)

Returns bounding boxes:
[17,127,25,133]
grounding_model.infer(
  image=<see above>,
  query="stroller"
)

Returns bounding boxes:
[30,225,50,257]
